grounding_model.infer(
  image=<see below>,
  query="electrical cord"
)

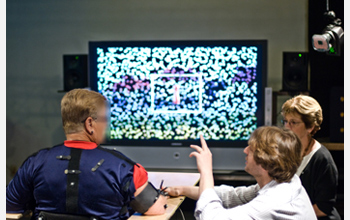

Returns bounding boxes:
[178,208,185,220]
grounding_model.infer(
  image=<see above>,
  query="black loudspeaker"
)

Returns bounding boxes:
[282,52,309,92]
[330,87,344,142]
[63,54,88,91]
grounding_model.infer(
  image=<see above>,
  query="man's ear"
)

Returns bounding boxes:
[84,117,95,135]
[259,164,270,176]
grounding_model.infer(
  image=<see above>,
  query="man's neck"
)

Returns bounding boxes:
[255,173,273,189]
[66,132,92,142]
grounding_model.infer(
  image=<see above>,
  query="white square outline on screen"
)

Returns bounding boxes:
[150,73,203,114]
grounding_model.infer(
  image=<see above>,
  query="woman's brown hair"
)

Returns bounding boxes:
[281,95,323,135]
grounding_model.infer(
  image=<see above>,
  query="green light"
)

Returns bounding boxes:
[299,54,302,57]
[329,47,336,54]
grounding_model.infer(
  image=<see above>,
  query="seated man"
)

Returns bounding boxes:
[6,89,167,220]
[166,126,317,219]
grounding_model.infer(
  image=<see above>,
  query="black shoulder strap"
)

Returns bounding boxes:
[97,146,137,167]
[65,148,83,213]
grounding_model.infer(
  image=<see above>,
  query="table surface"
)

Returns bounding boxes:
[6,171,200,220]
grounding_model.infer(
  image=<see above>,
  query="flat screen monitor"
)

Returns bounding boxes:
[89,40,267,151]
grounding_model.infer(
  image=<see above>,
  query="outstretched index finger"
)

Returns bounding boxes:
[199,135,208,150]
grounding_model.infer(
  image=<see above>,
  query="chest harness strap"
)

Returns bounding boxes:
[65,148,83,213]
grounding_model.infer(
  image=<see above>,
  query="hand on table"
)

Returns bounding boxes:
[164,186,181,197]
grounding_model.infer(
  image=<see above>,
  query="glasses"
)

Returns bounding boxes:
[81,115,109,123]
[93,116,109,123]
[281,119,303,127]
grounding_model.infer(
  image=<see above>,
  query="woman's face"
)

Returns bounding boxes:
[283,112,313,141]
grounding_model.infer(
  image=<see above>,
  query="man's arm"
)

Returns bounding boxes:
[189,135,214,196]
[165,135,213,201]
[134,181,167,215]
[132,164,167,215]
[165,186,200,200]
[6,156,36,214]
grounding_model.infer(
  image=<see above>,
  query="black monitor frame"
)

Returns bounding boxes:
[89,40,267,148]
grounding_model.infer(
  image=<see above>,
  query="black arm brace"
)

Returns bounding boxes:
[130,182,161,214]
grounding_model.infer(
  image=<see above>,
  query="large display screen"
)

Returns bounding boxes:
[89,40,267,147]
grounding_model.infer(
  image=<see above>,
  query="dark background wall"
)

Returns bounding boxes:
[309,0,344,141]
[308,2,345,218]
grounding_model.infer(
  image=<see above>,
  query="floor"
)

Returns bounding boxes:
[170,198,196,220]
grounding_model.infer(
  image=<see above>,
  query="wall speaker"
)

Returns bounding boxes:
[282,52,309,92]
[63,54,88,91]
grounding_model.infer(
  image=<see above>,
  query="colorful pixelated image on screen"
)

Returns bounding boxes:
[95,45,259,141]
